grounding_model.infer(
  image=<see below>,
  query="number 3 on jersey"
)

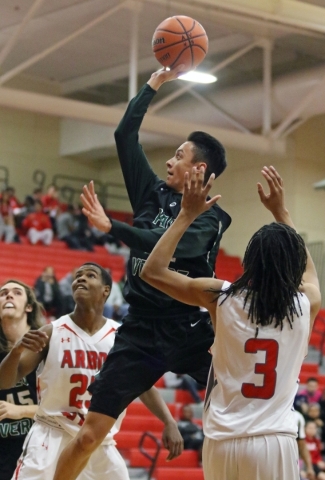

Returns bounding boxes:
[241,338,279,400]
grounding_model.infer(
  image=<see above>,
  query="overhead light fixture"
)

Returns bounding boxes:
[178,71,217,84]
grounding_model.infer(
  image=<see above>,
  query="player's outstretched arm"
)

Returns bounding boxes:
[139,386,183,461]
[140,166,223,315]
[257,165,321,323]
[0,324,51,389]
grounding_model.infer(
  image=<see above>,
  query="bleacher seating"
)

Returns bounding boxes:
[115,377,204,479]
[215,248,243,282]
[0,240,125,285]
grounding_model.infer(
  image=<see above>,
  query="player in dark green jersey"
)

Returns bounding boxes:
[53,66,231,480]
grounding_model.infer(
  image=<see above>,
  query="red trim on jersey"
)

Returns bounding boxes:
[99,327,116,341]
[59,324,81,339]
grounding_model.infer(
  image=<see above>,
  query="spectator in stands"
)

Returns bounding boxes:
[56,204,80,249]
[58,268,77,315]
[305,403,325,444]
[0,190,18,243]
[164,372,204,404]
[73,206,95,252]
[33,187,43,203]
[296,378,323,415]
[22,199,53,245]
[34,266,63,319]
[294,409,316,480]
[41,184,60,232]
[177,404,204,462]
[305,421,325,479]
[3,186,22,216]
[103,271,129,322]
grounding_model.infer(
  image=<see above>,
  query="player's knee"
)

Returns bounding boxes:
[75,428,101,454]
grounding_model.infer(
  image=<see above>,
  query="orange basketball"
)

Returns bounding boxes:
[152,16,208,71]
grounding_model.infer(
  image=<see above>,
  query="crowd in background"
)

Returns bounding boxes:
[0,184,129,256]
[0,183,130,323]
[295,377,325,479]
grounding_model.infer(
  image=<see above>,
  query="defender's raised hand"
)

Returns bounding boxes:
[181,166,221,220]
[257,166,286,216]
[80,181,112,233]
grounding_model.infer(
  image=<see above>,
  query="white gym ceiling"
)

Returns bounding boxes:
[2,0,325,156]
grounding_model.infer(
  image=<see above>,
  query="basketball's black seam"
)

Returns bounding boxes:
[176,17,195,68]
[169,45,206,69]
[153,34,207,53]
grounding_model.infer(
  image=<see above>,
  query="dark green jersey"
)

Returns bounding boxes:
[112,83,231,315]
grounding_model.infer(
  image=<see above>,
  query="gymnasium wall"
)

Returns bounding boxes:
[100,128,325,257]
[0,75,103,200]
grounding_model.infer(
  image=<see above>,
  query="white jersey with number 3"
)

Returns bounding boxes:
[36,315,124,444]
[203,281,310,441]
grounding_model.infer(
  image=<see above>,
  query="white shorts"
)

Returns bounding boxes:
[12,421,130,480]
[203,434,299,480]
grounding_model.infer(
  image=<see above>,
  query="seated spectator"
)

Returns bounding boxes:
[33,187,43,203]
[41,184,60,232]
[56,205,80,249]
[22,200,53,245]
[164,371,204,404]
[58,268,77,314]
[305,421,325,479]
[177,404,204,462]
[0,212,15,243]
[73,206,95,252]
[295,378,323,415]
[34,266,63,319]
[294,409,316,480]
[103,272,129,322]
[305,403,325,442]
[3,186,22,216]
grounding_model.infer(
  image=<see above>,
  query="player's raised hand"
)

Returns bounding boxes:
[181,166,221,220]
[80,181,112,233]
[12,330,48,355]
[257,166,286,216]
[162,421,184,461]
[147,64,186,90]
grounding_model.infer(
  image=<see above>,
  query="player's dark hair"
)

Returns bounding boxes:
[81,263,112,289]
[217,223,307,329]
[0,279,44,353]
[187,131,227,184]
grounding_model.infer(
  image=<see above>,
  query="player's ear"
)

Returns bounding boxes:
[104,285,110,299]
[25,304,33,313]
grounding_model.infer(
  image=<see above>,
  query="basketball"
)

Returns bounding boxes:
[152,16,208,71]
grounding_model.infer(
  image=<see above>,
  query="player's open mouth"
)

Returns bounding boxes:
[3,302,14,308]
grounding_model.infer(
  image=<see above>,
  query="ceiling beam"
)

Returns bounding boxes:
[0,86,286,155]
[62,33,251,94]
[0,1,130,86]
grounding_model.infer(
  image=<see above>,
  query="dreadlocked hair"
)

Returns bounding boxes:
[218,223,307,329]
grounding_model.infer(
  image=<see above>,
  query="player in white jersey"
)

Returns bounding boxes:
[140,165,321,480]
[0,262,183,480]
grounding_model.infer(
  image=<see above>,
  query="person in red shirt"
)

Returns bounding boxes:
[305,421,325,479]
[22,200,53,245]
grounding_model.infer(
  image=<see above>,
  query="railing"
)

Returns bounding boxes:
[139,431,161,480]
[51,174,128,208]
